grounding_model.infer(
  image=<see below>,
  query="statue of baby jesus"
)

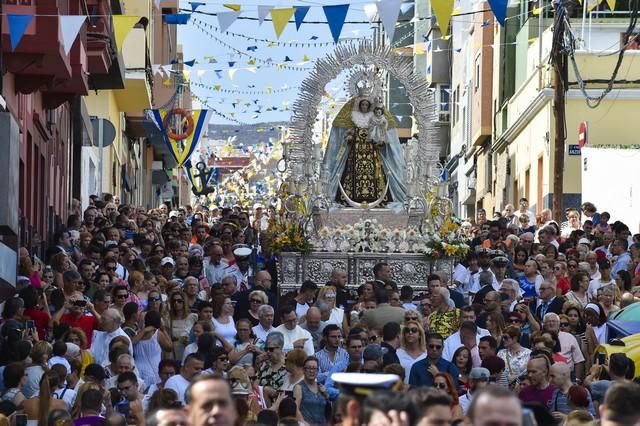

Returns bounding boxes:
[367,106,388,146]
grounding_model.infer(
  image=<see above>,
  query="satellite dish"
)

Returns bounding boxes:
[91,118,116,148]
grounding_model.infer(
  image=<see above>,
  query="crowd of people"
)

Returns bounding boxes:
[2,194,640,426]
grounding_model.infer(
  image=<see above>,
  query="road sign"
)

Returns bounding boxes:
[578,121,588,148]
[569,144,581,155]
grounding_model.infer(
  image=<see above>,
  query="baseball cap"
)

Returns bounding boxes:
[363,344,388,361]
[161,257,176,267]
[469,367,491,380]
[169,211,179,218]
[578,238,591,246]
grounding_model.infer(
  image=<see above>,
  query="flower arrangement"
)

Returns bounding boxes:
[311,218,470,258]
[269,219,314,254]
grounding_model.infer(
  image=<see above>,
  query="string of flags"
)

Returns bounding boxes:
[191,81,298,95]
[7,14,86,53]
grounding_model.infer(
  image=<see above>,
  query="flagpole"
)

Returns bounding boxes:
[581,0,588,50]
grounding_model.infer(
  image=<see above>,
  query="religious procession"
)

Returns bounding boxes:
[1,0,640,426]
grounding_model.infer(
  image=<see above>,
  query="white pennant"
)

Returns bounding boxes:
[377,0,402,42]
[196,69,206,80]
[257,6,273,25]
[228,68,239,80]
[60,15,86,55]
[363,3,378,23]
[217,11,241,32]
[151,64,161,75]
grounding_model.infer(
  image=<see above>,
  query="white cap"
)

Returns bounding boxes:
[233,247,252,258]
[161,257,175,266]
[169,211,179,218]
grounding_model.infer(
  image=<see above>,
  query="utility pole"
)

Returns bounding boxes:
[551,0,568,224]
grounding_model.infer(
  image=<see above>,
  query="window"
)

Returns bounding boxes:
[436,84,450,122]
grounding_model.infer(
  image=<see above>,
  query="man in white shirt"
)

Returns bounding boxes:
[252,304,275,344]
[204,243,226,286]
[293,280,318,319]
[164,353,204,404]
[274,305,315,356]
[89,308,132,366]
[443,307,490,361]
[589,259,616,298]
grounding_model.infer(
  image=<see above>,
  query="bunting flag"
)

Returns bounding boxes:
[431,0,455,37]
[217,10,241,32]
[228,69,239,80]
[377,0,403,42]
[323,4,350,43]
[606,0,616,10]
[113,15,141,49]
[271,8,295,39]
[59,15,86,55]
[487,0,508,26]
[257,6,273,25]
[189,2,205,11]
[223,4,241,11]
[184,59,196,67]
[294,6,310,30]
[164,14,190,25]
[151,109,210,168]
[7,14,33,51]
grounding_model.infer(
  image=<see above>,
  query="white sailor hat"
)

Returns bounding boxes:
[330,373,402,397]
[233,245,252,259]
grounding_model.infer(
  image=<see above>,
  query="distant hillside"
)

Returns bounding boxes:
[206,122,287,145]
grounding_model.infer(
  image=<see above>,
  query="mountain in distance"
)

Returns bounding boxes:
[206,122,287,146]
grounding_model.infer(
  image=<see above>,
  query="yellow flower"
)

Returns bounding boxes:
[443,243,457,257]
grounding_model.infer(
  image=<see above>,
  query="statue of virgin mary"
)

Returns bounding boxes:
[323,91,407,207]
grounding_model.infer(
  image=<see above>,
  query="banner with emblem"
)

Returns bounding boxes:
[151,109,210,167]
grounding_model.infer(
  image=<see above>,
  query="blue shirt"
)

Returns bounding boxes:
[518,276,538,299]
[315,347,349,384]
[408,357,460,390]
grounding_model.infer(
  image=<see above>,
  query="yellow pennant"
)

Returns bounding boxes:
[271,8,295,39]
[223,4,241,11]
[113,16,141,50]
[431,0,454,38]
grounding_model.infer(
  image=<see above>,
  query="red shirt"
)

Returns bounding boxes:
[557,277,570,295]
[23,307,50,340]
[60,313,99,348]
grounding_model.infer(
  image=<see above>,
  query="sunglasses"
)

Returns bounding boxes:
[265,347,279,352]
[434,383,448,390]
[172,299,184,304]
[149,296,161,302]
[250,299,262,304]
[404,328,419,334]
[116,294,128,299]
[429,344,443,350]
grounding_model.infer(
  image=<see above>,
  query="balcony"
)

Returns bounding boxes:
[1,1,79,94]
[86,0,126,90]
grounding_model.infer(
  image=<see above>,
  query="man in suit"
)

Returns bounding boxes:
[531,279,564,323]
[372,262,391,287]
[361,288,405,330]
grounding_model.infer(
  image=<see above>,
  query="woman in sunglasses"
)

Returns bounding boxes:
[164,288,197,361]
[317,285,349,333]
[396,320,427,384]
[497,325,531,389]
[256,332,287,407]
[433,372,463,421]
[565,271,591,308]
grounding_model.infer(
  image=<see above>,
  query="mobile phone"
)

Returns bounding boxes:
[15,414,27,426]
[597,353,607,365]
[284,390,295,399]
[26,320,35,330]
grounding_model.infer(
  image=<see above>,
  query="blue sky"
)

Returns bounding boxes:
[178,1,379,125]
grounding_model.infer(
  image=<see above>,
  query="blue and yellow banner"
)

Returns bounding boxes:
[183,159,218,194]
[151,109,209,167]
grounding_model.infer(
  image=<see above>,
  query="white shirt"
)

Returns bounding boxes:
[252,324,275,344]
[274,324,315,356]
[588,278,615,298]
[296,302,310,319]
[396,348,426,384]
[212,317,237,346]
[90,328,133,366]
[459,391,474,414]
[205,259,227,286]
[164,374,191,404]
[442,328,490,362]
[52,386,77,410]
[469,269,500,294]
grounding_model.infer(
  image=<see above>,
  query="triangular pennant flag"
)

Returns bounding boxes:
[487,0,508,26]
[151,64,161,75]
[377,0,403,42]
[400,2,415,14]
[271,8,295,39]
[189,1,205,11]
[164,14,190,25]
[587,0,603,11]
[431,0,455,37]
[258,6,273,25]
[223,4,241,11]
[228,69,239,80]
[113,15,140,50]
[606,0,616,10]
[196,70,206,80]
[59,15,86,55]
[363,4,378,23]
[284,56,292,62]
[247,59,256,65]
[7,14,32,51]
[217,11,241,32]
[323,4,350,43]
[247,67,257,73]
[183,59,196,67]
[294,6,310,30]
